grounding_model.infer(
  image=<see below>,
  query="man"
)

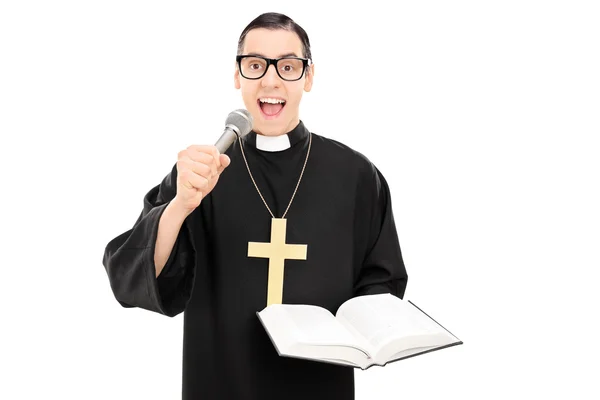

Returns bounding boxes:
[103,12,408,400]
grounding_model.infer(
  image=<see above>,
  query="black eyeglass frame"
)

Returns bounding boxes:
[236,55,311,81]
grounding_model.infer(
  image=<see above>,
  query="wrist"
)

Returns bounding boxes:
[167,198,193,221]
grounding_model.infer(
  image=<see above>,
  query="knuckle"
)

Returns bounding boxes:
[200,176,209,188]
[176,159,188,172]
[201,163,212,176]
[179,169,190,180]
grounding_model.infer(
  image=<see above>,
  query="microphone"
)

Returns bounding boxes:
[214,109,254,154]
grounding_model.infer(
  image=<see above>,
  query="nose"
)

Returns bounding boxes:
[261,63,281,88]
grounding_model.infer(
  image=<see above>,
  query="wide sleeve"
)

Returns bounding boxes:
[353,162,408,299]
[102,163,197,317]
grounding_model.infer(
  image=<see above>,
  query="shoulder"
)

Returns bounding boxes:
[311,131,380,180]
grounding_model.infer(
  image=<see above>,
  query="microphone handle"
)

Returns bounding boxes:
[214,125,240,154]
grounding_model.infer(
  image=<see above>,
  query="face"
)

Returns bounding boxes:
[234,28,314,136]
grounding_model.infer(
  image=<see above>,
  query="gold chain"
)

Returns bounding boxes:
[238,132,312,219]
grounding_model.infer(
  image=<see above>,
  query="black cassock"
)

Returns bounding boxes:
[103,120,408,400]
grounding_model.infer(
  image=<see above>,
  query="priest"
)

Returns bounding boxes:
[103,12,408,400]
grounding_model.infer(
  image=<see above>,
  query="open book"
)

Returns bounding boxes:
[257,293,462,370]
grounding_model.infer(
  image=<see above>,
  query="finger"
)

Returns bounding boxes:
[221,154,230,168]
[212,147,221,169]
[191,152,218,177]
[182,169,209,190]
[187,145,220,167]
[181,159,213,179]
[187,150,215,165]
[186,144,218,154]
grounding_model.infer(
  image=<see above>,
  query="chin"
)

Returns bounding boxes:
[253,117,292,136]
[254,124,285,136]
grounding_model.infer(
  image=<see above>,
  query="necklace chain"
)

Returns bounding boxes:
[238,132,312,219]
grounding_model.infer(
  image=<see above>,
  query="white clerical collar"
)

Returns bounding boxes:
[255,133,291,152]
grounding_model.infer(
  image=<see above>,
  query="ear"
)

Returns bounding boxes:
[234,64,241,89]
[304,63,314,92]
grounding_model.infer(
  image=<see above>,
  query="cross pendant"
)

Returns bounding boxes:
[247,218,308,307]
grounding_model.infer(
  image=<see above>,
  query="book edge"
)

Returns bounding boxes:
[407,299,462,341]
[256,311,285,357]
[275,352,367,369]
[363,340,464,371]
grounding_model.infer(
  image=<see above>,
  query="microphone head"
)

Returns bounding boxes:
[225,109,253,138]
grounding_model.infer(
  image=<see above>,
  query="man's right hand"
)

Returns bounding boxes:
[172,145,231,215]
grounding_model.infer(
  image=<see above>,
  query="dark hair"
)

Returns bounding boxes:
[237,12,312,60]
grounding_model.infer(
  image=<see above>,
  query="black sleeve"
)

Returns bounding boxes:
[102,163,196,317]
[353,162,408,299]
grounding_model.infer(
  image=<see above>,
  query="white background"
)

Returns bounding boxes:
[1,1,598,399]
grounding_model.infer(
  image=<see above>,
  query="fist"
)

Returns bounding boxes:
[173,145,231,214]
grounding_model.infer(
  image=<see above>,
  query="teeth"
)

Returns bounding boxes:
[259,98,285,104]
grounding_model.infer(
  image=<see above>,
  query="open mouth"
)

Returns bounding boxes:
[258,97,286,118]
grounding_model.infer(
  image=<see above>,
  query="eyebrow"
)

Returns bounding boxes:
[246,52,300,58]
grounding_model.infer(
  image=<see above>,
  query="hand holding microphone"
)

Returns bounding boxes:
[172,109,253,214]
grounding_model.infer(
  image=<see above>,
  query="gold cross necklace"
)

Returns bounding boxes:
[238,130,312,307]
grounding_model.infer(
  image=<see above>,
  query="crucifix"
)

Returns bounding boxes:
[248,218,308,307]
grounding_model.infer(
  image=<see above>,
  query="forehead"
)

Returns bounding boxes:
[242,28,304,58]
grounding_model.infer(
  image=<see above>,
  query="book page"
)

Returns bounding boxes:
[281,304,367,351]
[336,294,454,350]
[258,305,372,367]
[258,305,304,353]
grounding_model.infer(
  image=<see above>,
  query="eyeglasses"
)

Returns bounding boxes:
[236,55,311,81]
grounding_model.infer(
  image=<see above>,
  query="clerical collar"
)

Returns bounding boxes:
[245,120,309,152]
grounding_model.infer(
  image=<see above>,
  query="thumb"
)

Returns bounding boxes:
[217,154,231,173]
